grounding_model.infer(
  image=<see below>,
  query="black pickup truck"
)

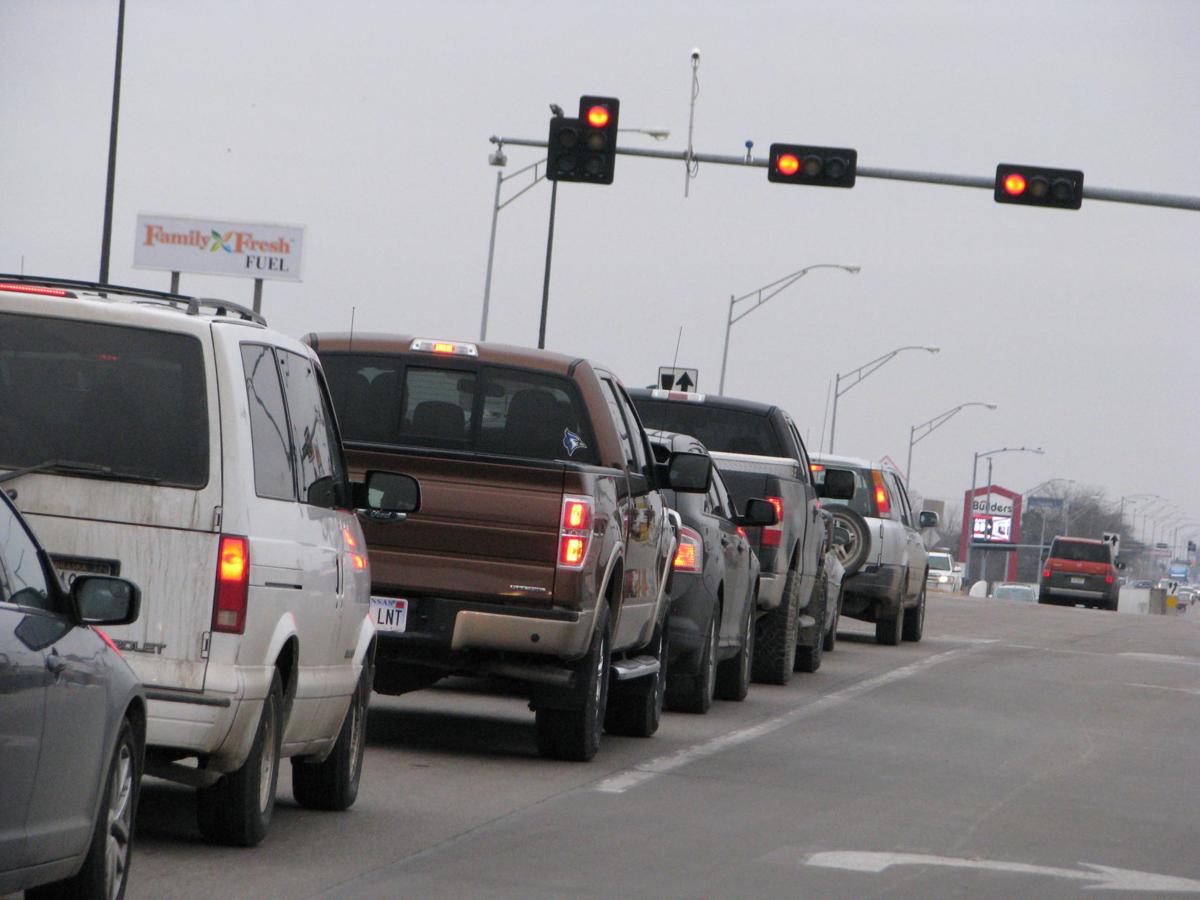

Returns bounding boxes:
[629,389,852,683]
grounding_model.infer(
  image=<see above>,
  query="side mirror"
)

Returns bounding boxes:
[355,470,421,517]
[739,498,778,527]
[918,510,940,529]
[72,576,141,626]
[819,468,855,501]
[832,525,851,547]
[1115,560,1127,571]
[667,451,712,493]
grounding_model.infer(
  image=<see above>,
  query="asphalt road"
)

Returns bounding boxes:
[119,595,1200,899]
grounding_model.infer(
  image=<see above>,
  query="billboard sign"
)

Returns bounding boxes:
[134,214,304,282]
[960,484,1023,581]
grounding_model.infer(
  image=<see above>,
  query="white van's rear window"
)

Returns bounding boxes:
[0,313,209,488]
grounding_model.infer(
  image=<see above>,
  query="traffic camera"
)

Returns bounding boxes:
[994,164,1084,210]
[767,144,857,188]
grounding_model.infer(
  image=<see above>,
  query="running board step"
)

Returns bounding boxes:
[611,655,660,681]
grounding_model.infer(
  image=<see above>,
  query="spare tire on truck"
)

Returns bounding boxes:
[829,506,871,576]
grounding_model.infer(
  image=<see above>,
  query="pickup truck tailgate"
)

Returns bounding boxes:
[350,449,565,605]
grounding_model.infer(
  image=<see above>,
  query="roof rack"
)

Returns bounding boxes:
[0,274,267,326]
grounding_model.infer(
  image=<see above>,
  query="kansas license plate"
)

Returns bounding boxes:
[50,555,118,591]
[1070,576,1086,585]
[370,596,408,632]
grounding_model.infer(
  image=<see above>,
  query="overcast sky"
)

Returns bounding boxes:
[3,0,1198,540]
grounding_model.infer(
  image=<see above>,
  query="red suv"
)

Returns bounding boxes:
[1038,537,1122,611]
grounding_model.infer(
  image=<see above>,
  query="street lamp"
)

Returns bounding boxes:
[828,346,940,453]
[964,445,1044,584]
[717,264,860,395]
[906,401,996,482]
[481,126,670,343]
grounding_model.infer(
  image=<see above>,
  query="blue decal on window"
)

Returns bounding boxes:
[563,428,587,457]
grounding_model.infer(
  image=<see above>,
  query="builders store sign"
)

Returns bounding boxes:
[134,214,304,282]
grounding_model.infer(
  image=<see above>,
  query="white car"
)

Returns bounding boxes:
[0,278,417,846]
[926,551,963,592]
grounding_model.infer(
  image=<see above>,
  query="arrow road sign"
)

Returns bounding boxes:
[658,367,699,393]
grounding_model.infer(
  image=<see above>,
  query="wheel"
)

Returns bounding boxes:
[829,507,871,576]
[30,718,140,900]
[535,604,610,761]
[902,581,926,642]
[875,603,904,646]
[794,578,826,673]
[752,567,799,685]
[666,605,717,713]
[823,585,842,652]
[292,660,371,810]
[716,593,755,702]
[197,671,283,847]
[606,622,668,736]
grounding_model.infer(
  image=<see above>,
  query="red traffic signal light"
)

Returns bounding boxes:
[768,143,857,187]
[994,164,1083,209]
[548,96,620,185]
[585,104,610,128]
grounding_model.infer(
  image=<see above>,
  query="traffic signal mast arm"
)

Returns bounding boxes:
[489,135,1200,212]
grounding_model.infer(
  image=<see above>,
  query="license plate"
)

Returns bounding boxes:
[1070,576,1086,585]
[370,596,408,633]
[50,555,118,590]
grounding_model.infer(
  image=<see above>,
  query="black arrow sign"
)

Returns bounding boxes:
[675,371,694,391]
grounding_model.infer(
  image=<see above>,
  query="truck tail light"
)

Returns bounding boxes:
[1042,568,1051,579]
[558,496,593,569]
[212,535,249,634]
[1104,573,1115,584]
[762,496,784,547]
[673,526,703,572]
[871,470,890,516]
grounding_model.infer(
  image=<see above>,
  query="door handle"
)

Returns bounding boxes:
[45,652,67,675]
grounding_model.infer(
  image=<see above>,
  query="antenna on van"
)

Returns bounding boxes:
[670,326,683,374]
[348,305,356,352]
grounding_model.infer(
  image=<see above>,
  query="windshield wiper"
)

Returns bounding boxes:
[0,459,163,486]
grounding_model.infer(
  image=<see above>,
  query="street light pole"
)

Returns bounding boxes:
[905,401,997,482]
[98,0,126,283]
[829,345,940,453]
[717,263,860,395]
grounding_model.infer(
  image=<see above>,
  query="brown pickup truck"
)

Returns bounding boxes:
[305,334,711,761]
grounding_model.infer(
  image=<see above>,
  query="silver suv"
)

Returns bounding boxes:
[809,454,938,645]
[0,277,416,846]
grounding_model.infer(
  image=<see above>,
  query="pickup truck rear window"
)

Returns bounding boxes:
[632,399,784,457]
[321,353,598,465]
[812,465,877,518]
[0,312,209,487]
[1049,540,1111,564]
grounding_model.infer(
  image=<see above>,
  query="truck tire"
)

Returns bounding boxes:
[666,607,717,714]
[606,623,668,736]
[197,671,283,847]
[794,580,825,673]
[292,662,371,811]
[29,718,140,900]
[830,507,871,576]
[715,595,755,702]
[823,585,842,652]
[535,604,611,762]
[875,603,904,646]
[753,567,799,685]
[902,582,926,642]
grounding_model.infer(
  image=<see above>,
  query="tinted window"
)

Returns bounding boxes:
[0,497,52,611]
[632,398,784,457]
[0,313,208,487]
[278,351,342,506]
[319,353,597,465]
[928,554,953,571]
[601,379,637,470]
[1050,540,1112,563]
[812,464,876,517]
[241,345,296,501]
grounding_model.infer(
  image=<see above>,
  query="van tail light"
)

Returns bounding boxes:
[871,470,891,516]
[558,496,593,569]
[1042,568,1051,579]
[673,526,703,572]
[212,535,250,634]
[761,496,784,547]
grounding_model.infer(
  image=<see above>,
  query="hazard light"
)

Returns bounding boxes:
[410,338,479,357]
[0,281,76,297]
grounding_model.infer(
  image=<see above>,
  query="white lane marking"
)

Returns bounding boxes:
[1119,652,1200,667]
[925,635,1000,645]
[1123,682,1200,697]
[789,850,1200,893]
[593,648,971,794]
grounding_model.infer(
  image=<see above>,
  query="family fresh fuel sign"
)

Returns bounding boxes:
[134,214,304,282]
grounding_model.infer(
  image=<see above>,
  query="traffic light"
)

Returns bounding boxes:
[767,144,857,188]
[994,164,1084,210]
[547,96,620,184]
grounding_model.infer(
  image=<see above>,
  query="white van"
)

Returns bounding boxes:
[0,278,418,846]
